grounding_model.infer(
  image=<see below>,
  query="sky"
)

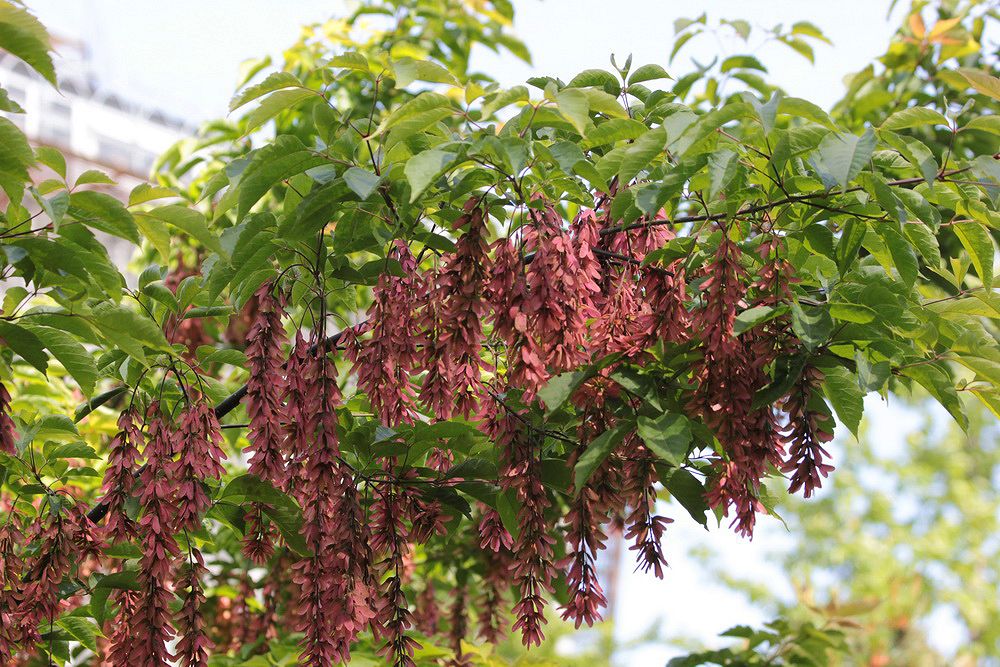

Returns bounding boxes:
[18,1,940,664]
[27,0,906,123]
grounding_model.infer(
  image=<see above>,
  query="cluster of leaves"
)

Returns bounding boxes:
[667,601,869,667]
[0,0,998,664]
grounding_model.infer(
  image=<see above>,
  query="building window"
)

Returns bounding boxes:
[96,135,155,175]
[96,135,132,169]
[38,99,72,145]
[134,149,155,174]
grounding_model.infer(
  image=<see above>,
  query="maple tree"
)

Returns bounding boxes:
[0,0,998,664]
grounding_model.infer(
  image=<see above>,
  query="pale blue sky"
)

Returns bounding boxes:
[21,1,939,664]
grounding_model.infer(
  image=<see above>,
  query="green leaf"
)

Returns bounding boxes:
[669,30,698,63]
[952,221,994,288]
[547,140,585,172]
[2,286,26,314]
[757,484,790,530]
[628,64,672,85]
[481,85,529,117]
[0,117,34,202]
[131,209,170,261]
[637,412,692,467]
[618,126,666,183]
[855,352,891,392]
[197,347,247,367]
[721,54,767,73]
[711,20,744,42]
[567,69,621,95]
[664,468,709,527]
[68,191,140,245]
[380,92,451,135]
[241,87,316,135]
[330,51,370,72]
[90,303,172,358]
[754,354,809,409]
[343,167,381,200]
[128,183,179,207]
[791,20,831,43]
[556,88,590,134]
[95,571,141,590]
[36,189,68,228]
[708,148,739,200]
[391,58,459,87]
[642,236,696,266]
[963,115,1000,137]
[573,423,632,491]
[496,489,521,541]
[0,85,24,113]
[777,97,837,130]
[48,442,99,460]
[56,617,101,652]
[882,132,937,186]
[583,118,648,148]
[828,302,876,324]
[229,71,302,111]
[880,107,949,131]
[580,88,627,120]
[0,321,48,374]
[35,414,79,438]
[384,107,452,152]
[75,169,117,186]
[791,302,833,351]
[781,36,815,63]
[90,570,140,626]
[876,223,919,286]
[957,68,1000,102]
[445,457,497,481]
[405,149,455,202]
[538,369,590,415]
[953,354,1000,388]
[821,365,864,438]
[34,146,65,177]
[902,221,941,268]
[136,205,224,257]
[733,305,781,335]
[235,136,328,220]
[0,1,57,85]
[23,324,97,395]
[809,128,875,189]
[141,280,180,312]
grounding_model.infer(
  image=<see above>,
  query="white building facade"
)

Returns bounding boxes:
[1,37,192,190]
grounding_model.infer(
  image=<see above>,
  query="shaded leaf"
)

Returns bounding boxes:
[810,128,876,189]
[137,205,224,257]
[821,365,864,438]
[343,167,381,200]
[637,412,692,467]
[405,149,455,201]
[574,423,632,491]
[0,1,56,85]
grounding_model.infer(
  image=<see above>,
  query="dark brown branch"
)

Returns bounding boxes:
[601,168,970,236]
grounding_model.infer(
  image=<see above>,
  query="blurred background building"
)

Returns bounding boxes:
[0,35,192,269]
[0,36,191,188]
